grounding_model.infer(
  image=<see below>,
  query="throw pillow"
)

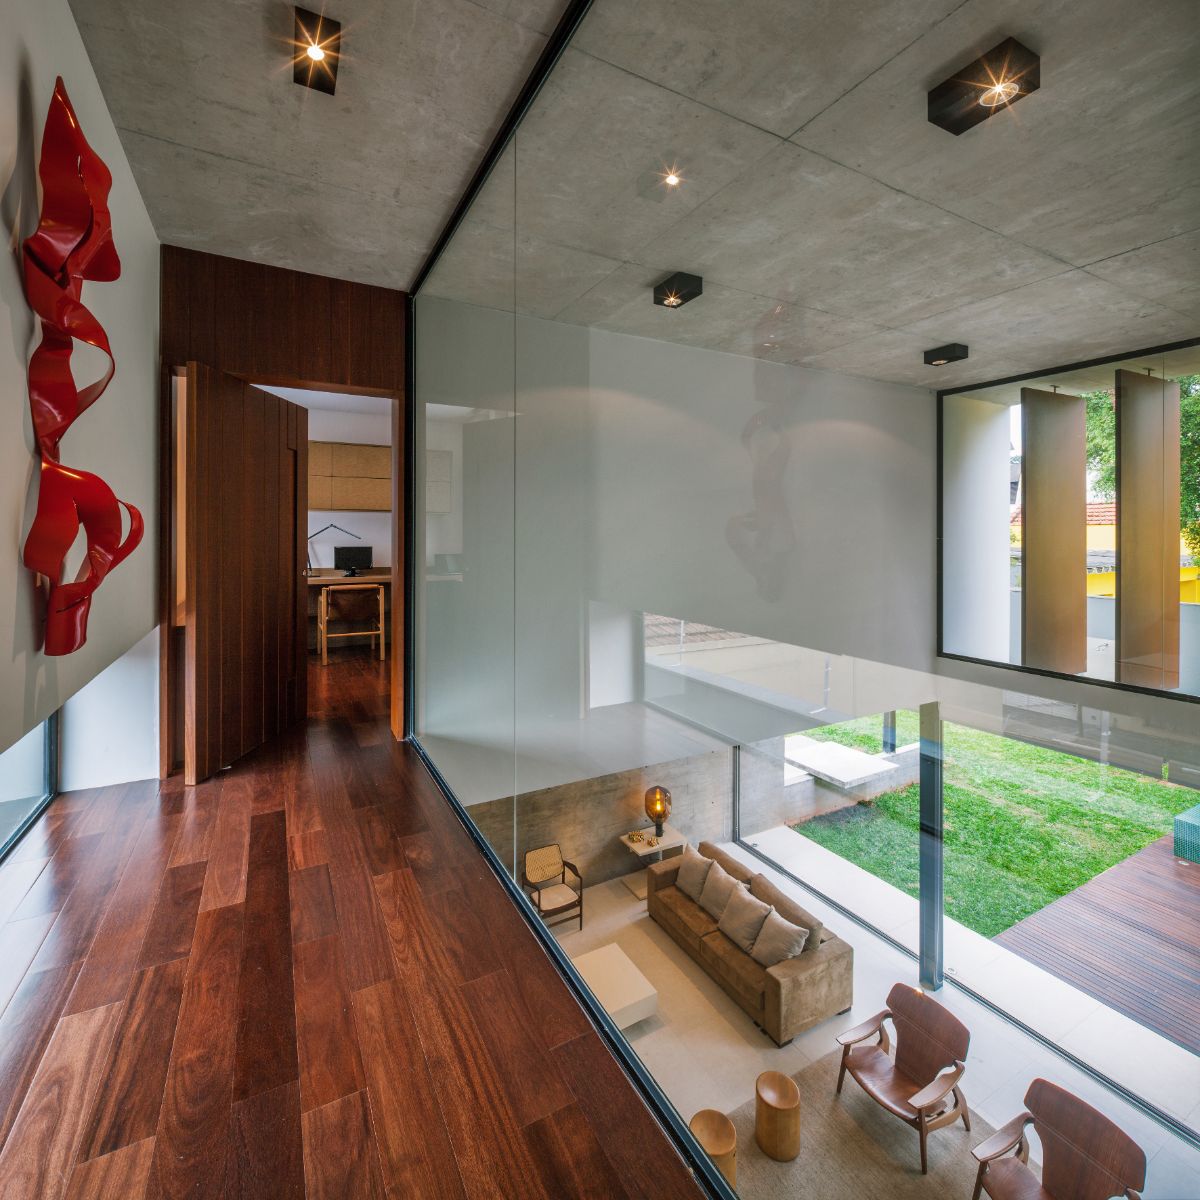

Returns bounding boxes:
[676,845,712,901]
[698,860,741,919]
[750,909,810,967]
[718,886,773,953]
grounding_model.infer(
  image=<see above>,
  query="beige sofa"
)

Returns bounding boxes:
[647,841,853,1046]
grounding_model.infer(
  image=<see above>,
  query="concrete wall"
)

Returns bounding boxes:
[469,749,734,887]
[1,0,160,755]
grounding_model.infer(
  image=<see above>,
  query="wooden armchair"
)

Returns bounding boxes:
[972,1078,1145,1200]
[836,982,971,1173]
[522,844,583,932]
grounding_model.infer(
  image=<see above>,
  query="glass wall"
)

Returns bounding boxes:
[942,346,1200,697]
[413,0,1200,1193]
[0,719,53,857]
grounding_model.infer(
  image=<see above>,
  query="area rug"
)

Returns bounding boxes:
[724,1050,996,1200]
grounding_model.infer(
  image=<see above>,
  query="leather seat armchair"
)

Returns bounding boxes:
[972,1077,1145,1200]
[836,982,971,1173]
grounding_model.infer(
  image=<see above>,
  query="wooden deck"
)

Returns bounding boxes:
[0,648,703,1199]
[995,834,1200,1056]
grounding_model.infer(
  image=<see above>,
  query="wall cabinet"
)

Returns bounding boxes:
[309,440,390,510]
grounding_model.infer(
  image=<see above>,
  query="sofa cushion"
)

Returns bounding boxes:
[676,845,712,902]
[698,860,742,919]
[750,875,825,953]
[699,932,768,1011]
[750,909,810,966]
[698,841,756,886]
[718,886,773,953]
[654,885,718,950]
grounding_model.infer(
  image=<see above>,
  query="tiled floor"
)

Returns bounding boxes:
[555,850,1200,1200]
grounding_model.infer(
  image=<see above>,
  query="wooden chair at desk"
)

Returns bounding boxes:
[317,583,386,665]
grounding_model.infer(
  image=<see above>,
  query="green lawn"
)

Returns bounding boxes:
[793,713,1192,937]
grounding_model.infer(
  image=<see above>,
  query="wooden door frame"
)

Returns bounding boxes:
[158,369,406,777]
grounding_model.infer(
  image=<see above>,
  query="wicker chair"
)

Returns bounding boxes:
[972,1078,1145,1200]
[522,844,582,931]
[836,982,971,1173]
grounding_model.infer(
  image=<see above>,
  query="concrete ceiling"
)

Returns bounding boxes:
[424,0,1200,390]
[68,0,569,290]
[70,0,1198,391]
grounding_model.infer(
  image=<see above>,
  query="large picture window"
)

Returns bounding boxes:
[940,341,1200,700]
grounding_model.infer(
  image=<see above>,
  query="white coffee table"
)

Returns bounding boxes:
[571,943,658,1030]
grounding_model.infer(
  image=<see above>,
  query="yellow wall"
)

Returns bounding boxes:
[1087,568,1198,601]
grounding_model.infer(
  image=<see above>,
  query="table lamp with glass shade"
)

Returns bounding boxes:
[644,785,672,837]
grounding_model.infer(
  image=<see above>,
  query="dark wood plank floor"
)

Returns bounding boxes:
[0,648,704,1199]
[996,834,1200,1055]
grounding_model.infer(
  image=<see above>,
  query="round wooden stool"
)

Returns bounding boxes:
[755,1070,801,1162]
[689,1109,737,1187]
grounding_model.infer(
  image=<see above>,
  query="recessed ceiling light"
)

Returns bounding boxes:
[923,343,969,366]
[653,271,703,309]
[665,172,681,187]
[928,37,1039,135]
[294,7,341,95]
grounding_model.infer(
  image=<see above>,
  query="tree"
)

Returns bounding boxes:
[1084,374,1200,564]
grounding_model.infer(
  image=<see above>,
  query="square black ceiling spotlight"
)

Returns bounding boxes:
[924,342,969,366]
[653,272,703,309]
[928,37,1039,135]
[294,7,341,95]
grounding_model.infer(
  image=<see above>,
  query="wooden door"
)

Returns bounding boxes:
[183,363,308,783]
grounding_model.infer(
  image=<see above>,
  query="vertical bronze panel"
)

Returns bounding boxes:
[1021,388,1087,673]
[1116,369,1181,689]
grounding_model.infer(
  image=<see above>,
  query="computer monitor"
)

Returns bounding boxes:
[334,545,373,574]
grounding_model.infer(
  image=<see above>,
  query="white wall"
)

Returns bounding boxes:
[942,394,1013,661]
[60,628,159,790]
[306,409,390,445]
[307,510,392,569]
[1,0,160,756]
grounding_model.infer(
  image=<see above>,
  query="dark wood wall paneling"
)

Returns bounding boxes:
[160,247,408,780]
[183,368,308,785]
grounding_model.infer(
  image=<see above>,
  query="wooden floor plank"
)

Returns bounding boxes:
[0,1001,124,1200]
[227,1080,304,1200]
[168,781,220,868]
[300,1091,385,1200]
[0,961,84,1152]
[150,905,244,1199]
[289,863,338,945]
[198,777,252,912]
[524,1103,631,1200]
[352,979,465,1200]
[77,957,188,1162]
[64,1138,155,1200]
[136,860,207,971]
[460,968,574,1129]
[232,811,298,1104]
[294,934,364,1113]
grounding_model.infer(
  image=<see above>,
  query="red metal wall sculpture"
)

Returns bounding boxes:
[21,77,143,656]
